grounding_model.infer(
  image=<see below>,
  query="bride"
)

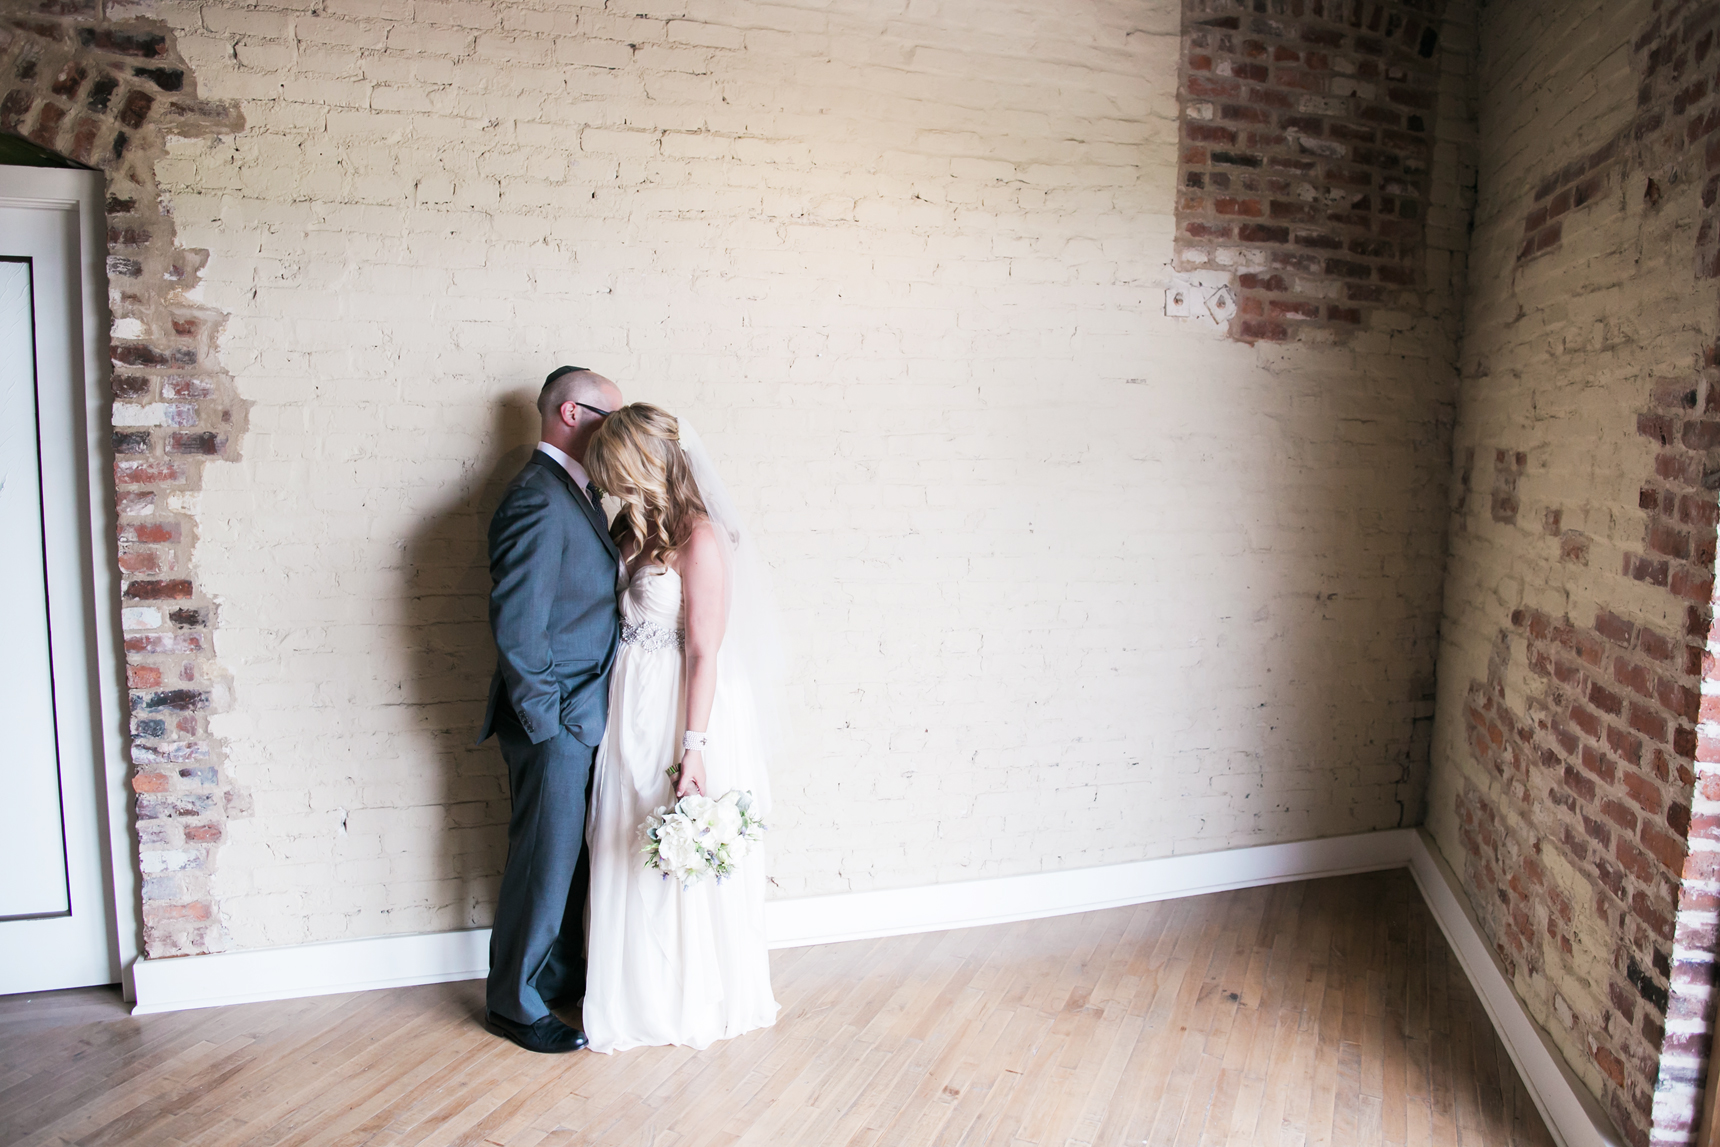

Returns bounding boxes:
[579,403,781,1053]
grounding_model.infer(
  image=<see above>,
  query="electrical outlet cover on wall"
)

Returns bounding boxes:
[1205,285,1237,325]
[1164,272,1237,330]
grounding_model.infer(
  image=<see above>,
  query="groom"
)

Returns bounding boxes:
[479,365,622,1053]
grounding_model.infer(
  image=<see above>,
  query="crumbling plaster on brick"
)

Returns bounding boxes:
[1174,0,1463,344]
[0,4,249,958]
[1426,1,1720,1143]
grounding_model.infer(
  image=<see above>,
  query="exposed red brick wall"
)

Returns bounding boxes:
[1455,295,1720,1147]
[1454,5,1720,1143]
[1515,0,1720,275]
[1516,138,1618,263]
[1670,596,1720,1146]
[1459,583,1706,1139]
[0,5,245,959]
[1176,0,1449,342]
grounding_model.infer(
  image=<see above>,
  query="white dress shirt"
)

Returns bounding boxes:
[535,440,592,492]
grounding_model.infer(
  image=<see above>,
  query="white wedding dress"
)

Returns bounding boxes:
[582,560,779,1054]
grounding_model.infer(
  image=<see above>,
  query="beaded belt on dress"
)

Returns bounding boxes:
[620,619,684,652]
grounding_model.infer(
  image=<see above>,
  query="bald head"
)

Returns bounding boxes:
[537,368,617,421]
[538,366,621,461]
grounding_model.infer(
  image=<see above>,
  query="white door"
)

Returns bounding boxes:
[0,173,125,993]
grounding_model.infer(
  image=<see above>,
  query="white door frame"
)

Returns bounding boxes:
[0,165,136,996]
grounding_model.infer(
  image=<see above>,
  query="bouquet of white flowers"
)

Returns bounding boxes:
[641,789,766,887]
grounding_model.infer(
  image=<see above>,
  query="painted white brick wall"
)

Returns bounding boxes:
[149,0,1463,949]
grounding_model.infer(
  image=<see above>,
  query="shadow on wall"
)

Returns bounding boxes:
[397,388,540,932]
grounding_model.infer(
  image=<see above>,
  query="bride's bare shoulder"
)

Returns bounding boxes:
[683,515,716,547]
[668,516,718,574]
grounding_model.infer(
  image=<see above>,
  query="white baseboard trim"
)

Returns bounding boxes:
[130,926,490,1016]
[1405,828,1622,1147]
[127,827,1620,1147]
[131,829,1412,1016]
[763,828,1417,947]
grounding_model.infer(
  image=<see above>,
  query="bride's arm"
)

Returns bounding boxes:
[675,521,727,798]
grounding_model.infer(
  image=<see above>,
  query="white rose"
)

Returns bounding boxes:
[679,846,713,883]
[710,791,745,840]
[654,818,701,873]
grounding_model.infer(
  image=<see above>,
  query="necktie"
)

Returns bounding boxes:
[586,483,602,511]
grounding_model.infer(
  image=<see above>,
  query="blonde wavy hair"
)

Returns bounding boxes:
[584,403,708,570]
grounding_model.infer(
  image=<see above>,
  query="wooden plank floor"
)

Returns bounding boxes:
[0,870,1554,1146]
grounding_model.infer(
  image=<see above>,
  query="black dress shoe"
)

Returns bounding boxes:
[484,1010,589,1053]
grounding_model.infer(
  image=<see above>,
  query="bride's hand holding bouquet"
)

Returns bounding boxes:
[672,749,706,799]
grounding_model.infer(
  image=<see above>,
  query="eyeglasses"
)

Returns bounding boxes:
[573,402,613,419]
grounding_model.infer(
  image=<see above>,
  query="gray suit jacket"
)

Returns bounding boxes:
[479,451,621,747]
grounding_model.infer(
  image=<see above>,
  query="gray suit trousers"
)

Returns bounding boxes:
[486,693,593,1025]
